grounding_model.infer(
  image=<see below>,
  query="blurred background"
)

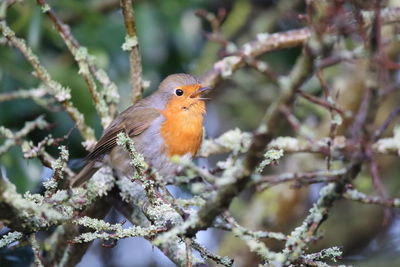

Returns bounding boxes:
[1,0,400,266]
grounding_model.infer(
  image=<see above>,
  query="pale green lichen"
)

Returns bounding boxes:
[0,116,49,156]
[75,217,122,232]
[0,178,69,231]
[242,43,253,56]
[75,46,88,61]
[225,42,238,54]
[30,234,44,267]
[175,196,206,207]
[72,216,160,243]
[331,113,343,126]
[46,81,71,102]
[48,189,69,203]
[75,47,90,75]
[257,32,270,41]
[116,132,148,174]
[48,166,114,212]
[146,202,183,227]
[0,126,13,138]
[191,240,233,267]
[0,231,23,248]
[153,213,199,246]
[23,191,44,205]
[141,79,151,89]
[121,35,138,51]
[255,61,268,72]
[344,188,400,208]
[303,246,343,262]
[1,165,114,234]
[95,69,120,104]
[268,136,310,152]
[0,87,47,102]
[373,124,400,155]
[41,3,50,13]
[217,158,244,187]
[256,149,284,173]
[48,146,69,186]
[79,166,115,207]
[214,56,241,78]
[281,183,338,264]
[116,176,145,203]
[232,227,282,263]
[200,128,252,157]
[43,179,57,191]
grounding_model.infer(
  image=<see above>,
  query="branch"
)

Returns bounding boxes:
[255,168,347,191]
[41,167,115,266]
[0,22,96,142]
[191,239,233,267]
[43,195,112,267]
[0,231,23,248]
[201,7,400,88]
[112,182,204,267]
[36,0,117,127]
[0,166,115,233]
[0,116,49,156]
[120,0,143,103]
[201,28,311,87]
[278,164,361,265]
[201,132,400,158]
[0,87,47,102]
[344,189,400,208]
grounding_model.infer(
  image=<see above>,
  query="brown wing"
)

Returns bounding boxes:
[86,106,160,161]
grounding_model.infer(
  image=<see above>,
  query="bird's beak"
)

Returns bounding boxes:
[190,86,212,98]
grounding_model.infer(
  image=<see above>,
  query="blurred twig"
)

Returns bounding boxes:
[0,116,48,156]
[201,7,400,88]
[0,22,96,142]
[120,0,143,104]
[255,168,347,191]
[344,188,400,208]
[36,0,116,127]
[0,87,47,102]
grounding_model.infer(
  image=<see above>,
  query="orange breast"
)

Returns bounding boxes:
[160,101,205,157]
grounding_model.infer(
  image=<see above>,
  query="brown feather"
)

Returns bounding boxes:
[86,107,160,161]
[70,106,161,187]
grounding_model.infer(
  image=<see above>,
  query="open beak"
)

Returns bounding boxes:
[190,86,212,98]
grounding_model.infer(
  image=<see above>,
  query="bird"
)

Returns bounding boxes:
[70,73,211,187]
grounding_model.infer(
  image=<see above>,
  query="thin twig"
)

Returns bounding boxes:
[120,0,143,103]
[344,188,400,208]
[298,90,346,116]
[0,22,96,142]
[373,106,400,141]
[191,239,234,267]
[255,168,347,191]
[36,0,113,127]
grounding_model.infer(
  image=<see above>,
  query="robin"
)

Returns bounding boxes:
[70,73,211,187]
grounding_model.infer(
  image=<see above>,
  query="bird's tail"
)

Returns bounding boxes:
[69,161,99,187]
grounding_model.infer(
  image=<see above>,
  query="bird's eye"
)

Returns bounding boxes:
[175,89,184,96]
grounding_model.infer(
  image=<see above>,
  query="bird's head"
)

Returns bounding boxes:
[156,74,212,113]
